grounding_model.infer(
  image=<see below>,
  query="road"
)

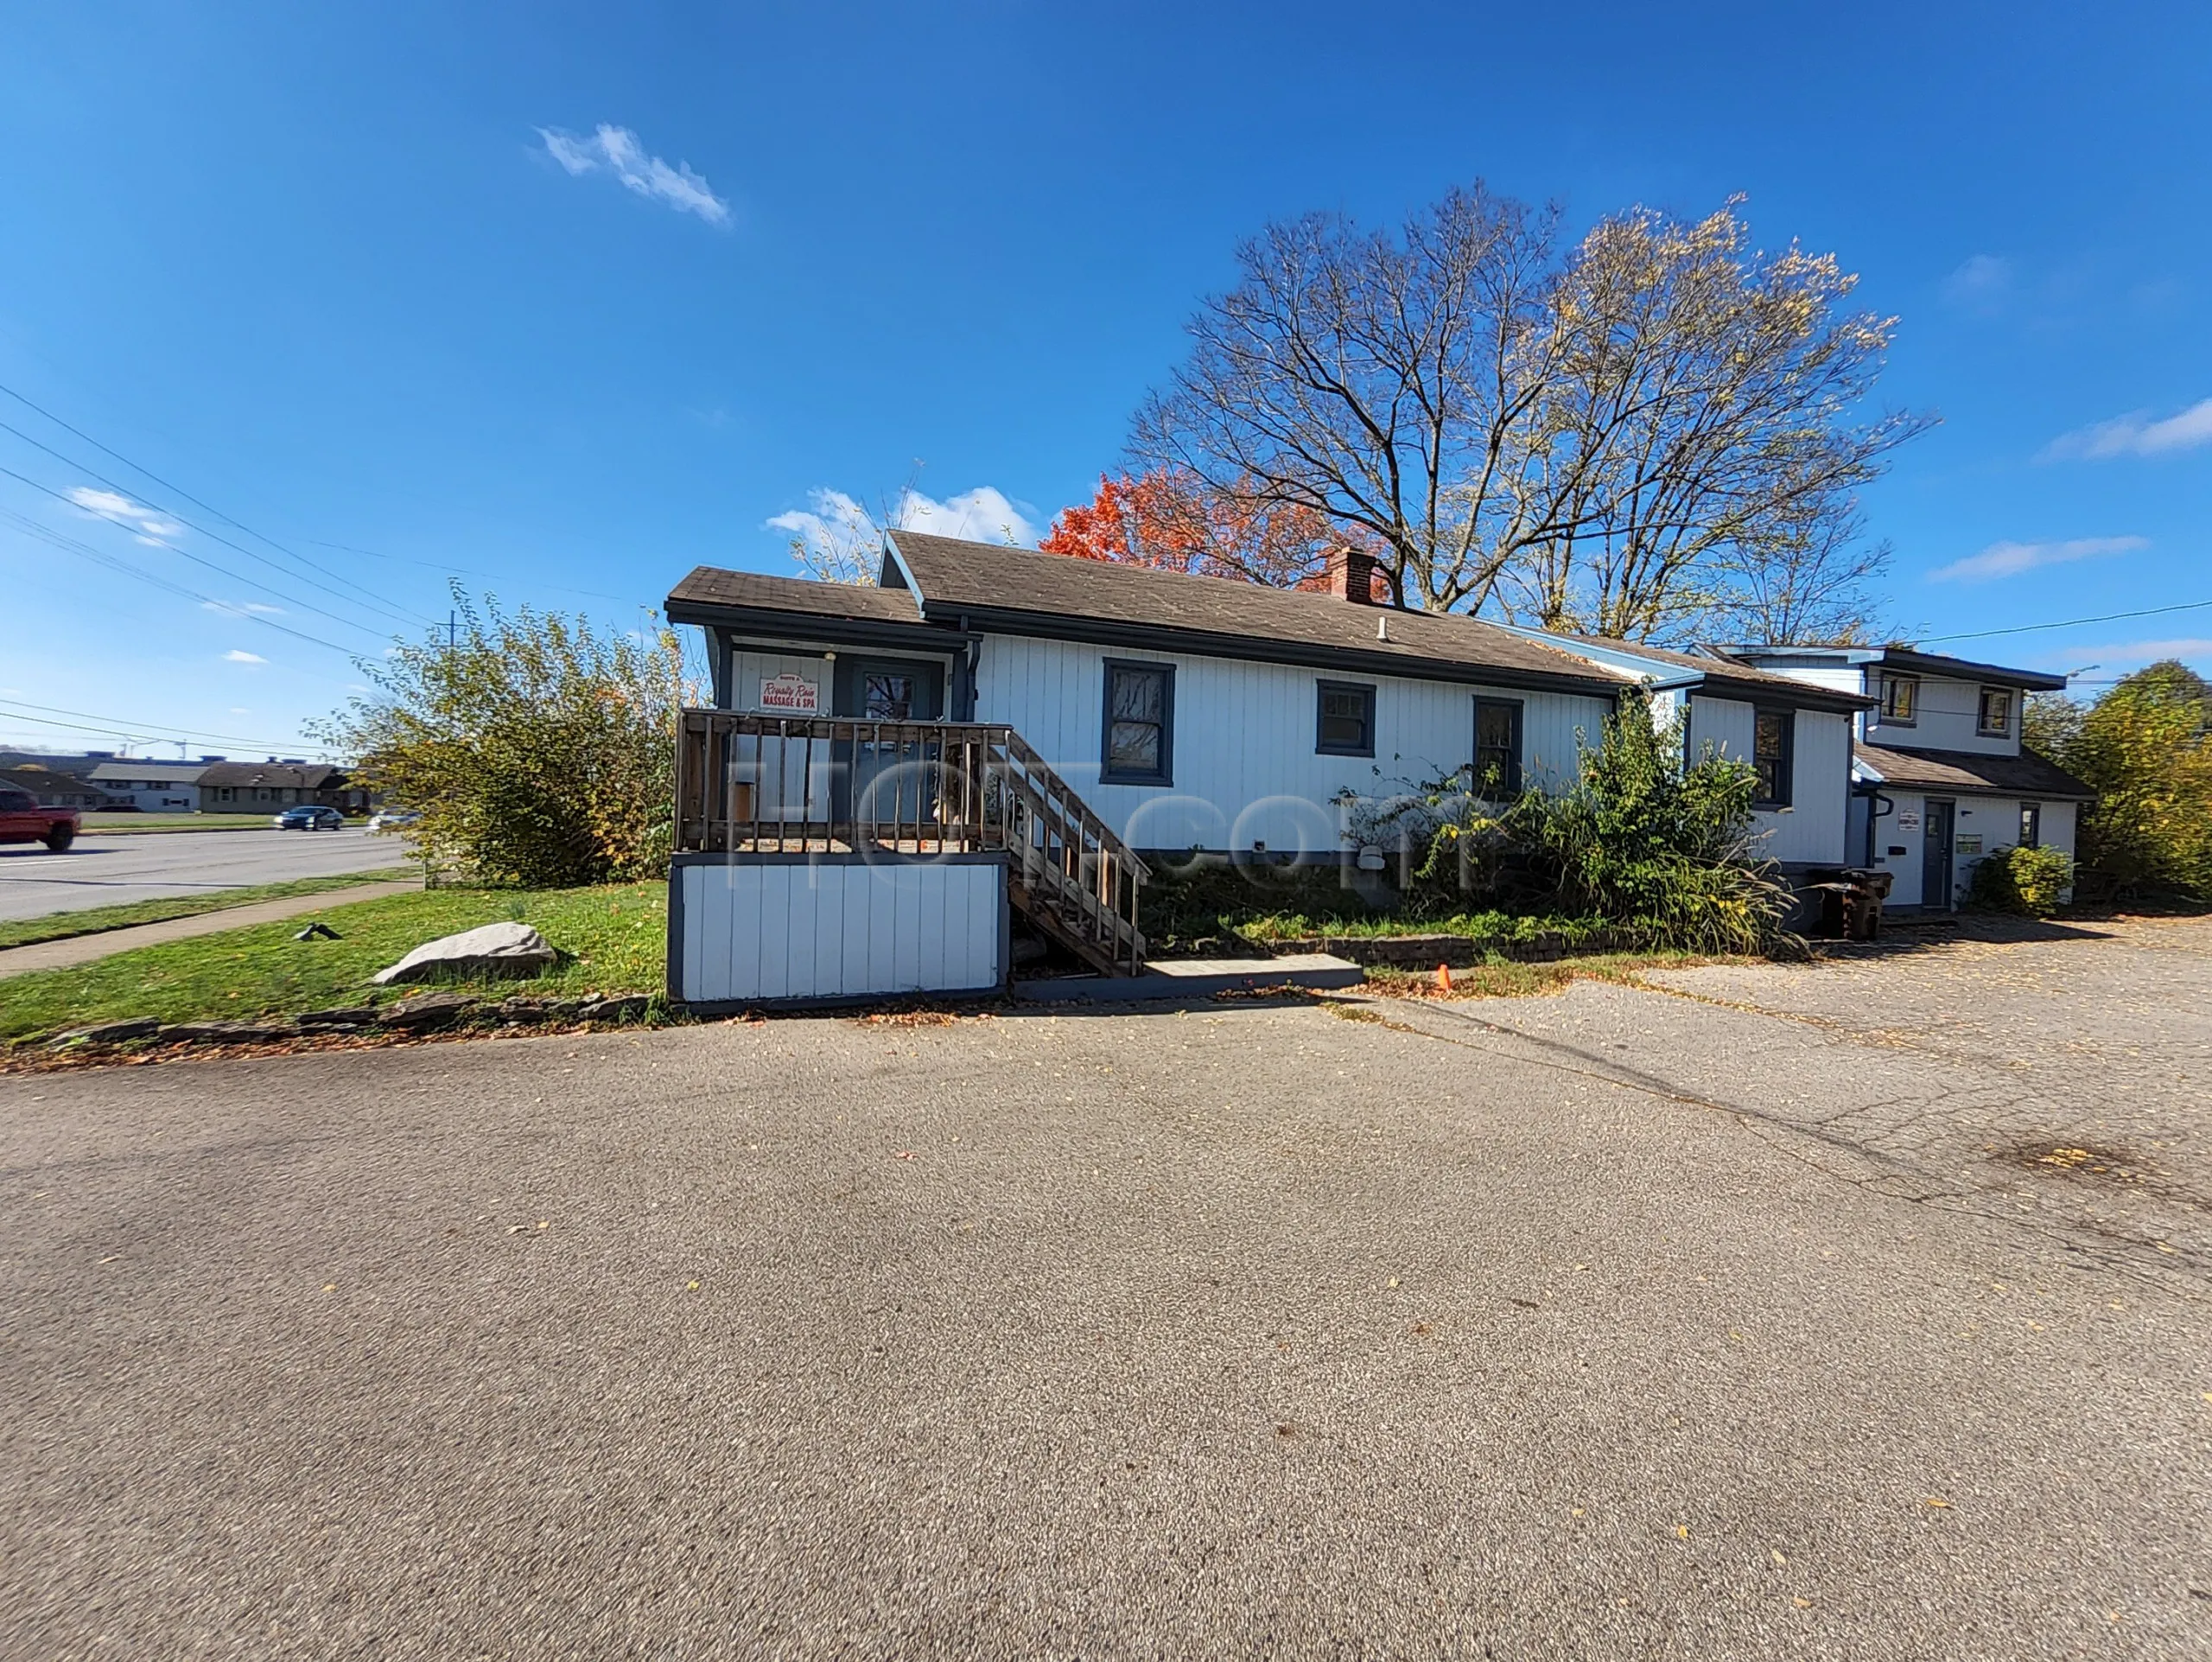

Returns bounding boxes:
[2,916,2208,1658]
[0,825,413,920]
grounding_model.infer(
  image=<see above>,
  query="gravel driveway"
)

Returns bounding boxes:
[3,916,2206,1659]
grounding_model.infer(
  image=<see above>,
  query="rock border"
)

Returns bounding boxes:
[21,990,663,1059]
[1232,927,1635,969]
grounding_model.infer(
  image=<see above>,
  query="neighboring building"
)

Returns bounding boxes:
[0,767,111,810]
[0,749,114,780]
[196,761,370,813]
[1714,645,2093,912]
[86,761,210,812]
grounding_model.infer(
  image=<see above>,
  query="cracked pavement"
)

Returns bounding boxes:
[3,915,2209,1658]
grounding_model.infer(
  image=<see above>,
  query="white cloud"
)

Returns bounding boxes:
[896,486,1038,545]
[536,124,730,226]
[1942,253,2013,309]
[2041,398,2212,462]
[201,600,283,617]
[68,486,183,544]
[229,707,251,715]
[768,485,1038,579]
[223,649,267,664]
[1929,535,2147,583]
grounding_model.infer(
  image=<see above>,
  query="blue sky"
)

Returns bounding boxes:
[2,1,2208,758]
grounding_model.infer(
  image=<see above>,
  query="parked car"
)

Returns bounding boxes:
[0,786,79,850]
[274,805,345,831]
[366,808,420,833]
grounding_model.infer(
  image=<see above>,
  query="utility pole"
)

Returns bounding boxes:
[448,610,457,651]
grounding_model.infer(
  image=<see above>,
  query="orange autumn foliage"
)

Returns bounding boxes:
[1040,470,1388,599]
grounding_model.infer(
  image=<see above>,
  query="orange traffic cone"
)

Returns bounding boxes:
[1435,962,1453,993]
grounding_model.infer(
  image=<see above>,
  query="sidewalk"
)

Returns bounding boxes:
[0,880,420,980]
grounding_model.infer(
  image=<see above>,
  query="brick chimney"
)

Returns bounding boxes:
[1326,545,1379,605]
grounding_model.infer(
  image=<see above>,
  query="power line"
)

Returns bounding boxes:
[1920,596,2212,644]
[0,379,442,628]
[0,696,321,751]
[0,418,432,635]
[0,715,321,756]
[0,504,359,655]
[304,539,645,608]
[0,463,404,646]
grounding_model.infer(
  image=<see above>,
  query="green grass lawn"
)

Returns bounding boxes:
[0,871,410,952]
[78,812,283,833]
[0,882,667,1042]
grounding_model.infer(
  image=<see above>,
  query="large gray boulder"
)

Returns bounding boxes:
[371,921,556,986]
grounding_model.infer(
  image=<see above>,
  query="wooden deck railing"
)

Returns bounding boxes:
[674,710,1149,976]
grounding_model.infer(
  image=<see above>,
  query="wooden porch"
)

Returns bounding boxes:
[675,710,1149,977]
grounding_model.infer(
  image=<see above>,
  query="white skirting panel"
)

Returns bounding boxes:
[672,856,1006,1007]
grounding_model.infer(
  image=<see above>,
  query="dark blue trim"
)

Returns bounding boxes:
[1315,678,1377,757]
[1099,658,1175,786]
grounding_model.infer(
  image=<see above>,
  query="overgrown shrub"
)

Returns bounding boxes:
[1968,844,2074,917]
[317,591,691,888]
[1349,691,1796,954]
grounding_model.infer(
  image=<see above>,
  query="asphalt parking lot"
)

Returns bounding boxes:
[0,826,412,920]
[3,915,2207,1659]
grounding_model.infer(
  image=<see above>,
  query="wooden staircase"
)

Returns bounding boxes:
[676,710,1148,977]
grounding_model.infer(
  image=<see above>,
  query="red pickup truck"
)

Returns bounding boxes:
[0,785,79,850]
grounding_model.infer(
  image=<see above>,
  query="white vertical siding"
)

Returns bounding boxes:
[674,858,1004,1005]
[1871,791,1923,906]
[971,634,1616,855]
[728,649,830,713]
[1866,675,2018,755]
[1686,696,1851,866]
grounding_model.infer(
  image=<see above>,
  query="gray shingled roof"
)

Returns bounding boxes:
[884,532,1637,693]
[1548,633,1876,710]
[196,761,345,790]
[667,566,925,625]
[1854,742,2094,800]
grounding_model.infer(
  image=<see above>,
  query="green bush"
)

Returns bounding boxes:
[2026,661,2212,903]
[317,591,691,888]
[1968,844,2074,917]
[1348,691,1796,955]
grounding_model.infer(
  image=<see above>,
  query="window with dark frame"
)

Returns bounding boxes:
[1752,707,1794,807]
[1977,685,2013,736]
[2019,802,2041,848]
[1471,697,1522,795]
[862,672,915,721]
[1878,672,1918,723]
[1315,680,1376,756]
[1101,660,1173,785]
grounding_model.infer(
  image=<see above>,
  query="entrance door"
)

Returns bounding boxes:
[833,658,945,833]
[1921,798,1955,912]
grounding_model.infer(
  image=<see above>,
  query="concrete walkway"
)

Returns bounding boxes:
[0,880,420,979]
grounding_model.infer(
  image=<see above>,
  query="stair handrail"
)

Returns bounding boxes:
[673,709,1147,973]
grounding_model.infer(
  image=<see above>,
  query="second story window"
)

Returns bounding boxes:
[1878,673,1918,724]
[1978,686,2013,736]
[1753,707,1794,808]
